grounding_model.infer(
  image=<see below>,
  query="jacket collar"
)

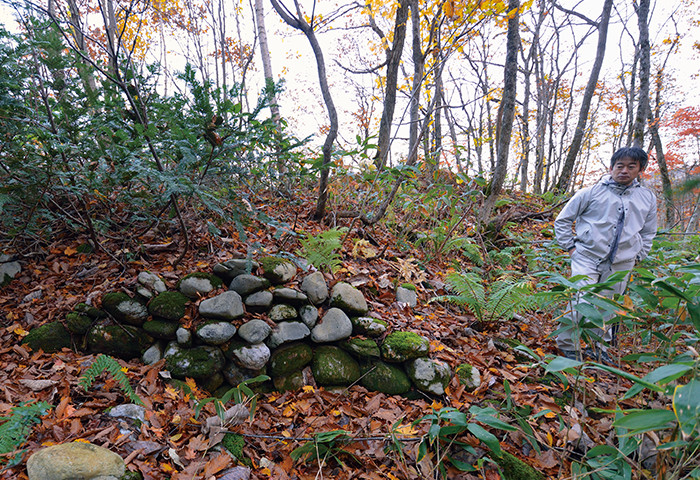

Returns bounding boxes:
[601,174,639,193]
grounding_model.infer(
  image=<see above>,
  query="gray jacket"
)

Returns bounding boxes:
[554,175,657,265]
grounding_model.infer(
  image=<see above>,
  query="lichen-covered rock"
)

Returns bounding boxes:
[142,319,179,339]
[244,290,273,312]
[261,256,297,284]
[166,347,219,380]
[229,274,271,297]
[136,271,167,300]
[360,361,411,394]
[456,363,481,390]
[266,321,310,349]
[142,343,163,365]
[27,441,125,480]
[268,343,313,377]
[396,285,418,307]
[237,319,272,344]
[273,288,308,306]
[22,322,72,353]
[340,338,381,359]
[229,343,271,370]
[178,272,224,299]
[0,257,21,287]
[351,316,387,337]
[311,308,352,343]
[311,346,361,386]
[101,292,149,326]
[176,327,192,347]
[299,305,319,328]
[86,325,152,360]
[301,271,329,305]
[406,357,451,395]
[73,303,106,319]
[269,304,298,323]
[195,320,236,345]
[199,291,245,320]
[148,291,189,321]
[64,312,93,335]
[202,345,227,371]
[330,282,368,315]
[108,404,146,423]
[381,331,430,363]
[213,258,260,283]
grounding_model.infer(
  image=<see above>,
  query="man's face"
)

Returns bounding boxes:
[610,157,642,185]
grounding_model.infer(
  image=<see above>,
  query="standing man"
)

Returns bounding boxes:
[554,147,658,362]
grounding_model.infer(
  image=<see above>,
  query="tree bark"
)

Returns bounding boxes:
[632,0,650,148]
[479,0,520,224]
[555,0,613,192]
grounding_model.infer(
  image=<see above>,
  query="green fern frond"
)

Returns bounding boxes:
[78,354,144,405]
[486,277,534,322]
[0,401,52,467]
[432,271,485,320]
[297,227,347,273]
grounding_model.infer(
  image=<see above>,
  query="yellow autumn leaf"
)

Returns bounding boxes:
[282,405,294,417]
[544,411,557,419]
[547,432,554,446]
[13,326,29,337]
[170,433,182,442]
[395,424,417,436]
[64,246,78,256]
[302,385,315,393]
[352,239,378,259]
[430,400,444,410]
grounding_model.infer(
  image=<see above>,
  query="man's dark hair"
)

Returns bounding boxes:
[610,147,648,170]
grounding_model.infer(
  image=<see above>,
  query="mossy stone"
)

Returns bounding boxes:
[492,451,544,480]
[273,371,305,392]
[261,256,296,284]
[148,291,189,321]
[64,313,93,335]
[86,325,152,359]
[400,283,417,291]
[165,347,218,380]
[381,331,430,362]
[311,345,361,386]
[22,322,72,353]
[351,316,388,337]
[73,303,106,319]
[178,272,223,288]
[142,319,179,339]
[456,363,481,389]
[360,360,411,394]
[268,343,313,377]
[340,338,381,359]
[101,292,148,326]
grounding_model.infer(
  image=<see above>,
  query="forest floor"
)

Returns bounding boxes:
[0,188,650,480]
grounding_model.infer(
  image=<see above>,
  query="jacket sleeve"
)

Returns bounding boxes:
[554,189,591,252]
[636,191,658,261]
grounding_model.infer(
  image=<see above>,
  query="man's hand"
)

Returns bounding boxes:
[568,247,576,254]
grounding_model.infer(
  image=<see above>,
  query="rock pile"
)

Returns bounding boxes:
[21,255,452,395]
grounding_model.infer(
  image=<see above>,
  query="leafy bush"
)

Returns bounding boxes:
[0,401,52,468]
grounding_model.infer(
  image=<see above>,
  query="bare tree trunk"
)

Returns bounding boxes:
[269,0,338,220]
[479,0,520,224]
[555,0,613,192]
[407,0,424,166]
[632,0,650,148]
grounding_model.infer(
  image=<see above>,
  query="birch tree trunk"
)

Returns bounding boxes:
[632,0,650,148]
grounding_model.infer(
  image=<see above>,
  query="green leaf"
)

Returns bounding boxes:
[585,364,664,392]
[613,409,676,434]
[466,423,501,456]
[545,356,583,372]
[474,414,517,432]
[623,364,693,399]
[673,379,700,436]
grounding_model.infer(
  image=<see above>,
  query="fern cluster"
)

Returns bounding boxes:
[297,228,347,273]
[78,354,144,405]
[432,271,537,322]
[0,401,52,467]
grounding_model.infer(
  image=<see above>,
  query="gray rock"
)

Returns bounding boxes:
[262,258,297,284]
[311,308,352,343]
[299,305,319,328]
[142,343,163,365]
[176,327,192,347]
[102,292,149,326]
[396,286,418,307]
[199,291,245,320]
[273,288,308,305]
[222,362,262,387]
[238,319,272,344]
[266,321,311,349]
[163,341,182,358]
[229,274,270,296]
[108,404,146,423]
[244,290,273,312]
[196,321,237,345]
[456,363,481,390]
[219,466,252,480]
[351,316,387,337]
[269,304,298,322]
[22,289,42,303]
[0,259,21,287]
[27,441,125,480]
[179,275,220,299]
[301,271,329,305]
[213,259,259,283]
[137,271,167,299]
[330,282,368,315]
[406,357,452,395]
[230,343,271,370]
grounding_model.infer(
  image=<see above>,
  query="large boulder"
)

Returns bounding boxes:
[266,321,310,349]
[199,291,245,321]
[310,308,352,343]
[381,331,430,363]
[360,361,411,395]
[86,325,152,360]
[178,273,223,299]
[330,282,368,316]
[244,290,274,313]
[237,319,272,344]
[213,259,260,283]
[101,292,148,326]
[311,346,361,386]
[27,441,125,480]
[22,322,72,353]
[261,256,297,284]
[406,357,452,395]
[268,343,313,377]
[229,274,270,296]
[148,291,189,322]
[301,271,329,305]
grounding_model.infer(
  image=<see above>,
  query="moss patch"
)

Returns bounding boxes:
[381,331,429,362]
[148,291,189,321]
[222,433,252,466]
[268,343,313,377]
[399,283,417,291]
[22,322,72,353]
[360,360,411,394]
[491,451,544,480]
[260,256,287,271]
[177,272,223,288]
[64,312,93,335]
